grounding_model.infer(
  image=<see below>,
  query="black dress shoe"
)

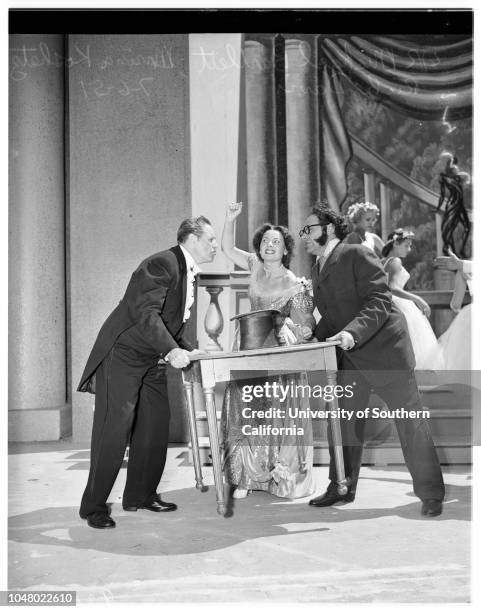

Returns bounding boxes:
[85,512,116,529]
[421,499,442,517]
[309,489,355,507]
[124,499,177,513]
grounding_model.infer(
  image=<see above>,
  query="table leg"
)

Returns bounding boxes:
[326,369,349,496]
[203,386,226,516]
[287,373,307,472]
[182,378,206,491]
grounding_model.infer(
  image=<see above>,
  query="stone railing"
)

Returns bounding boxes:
[195,266,470,349]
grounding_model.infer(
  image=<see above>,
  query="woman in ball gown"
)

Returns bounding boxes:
[344,201,385,257]
[220,201,316,500]
[381,229,445,370]
[438,248,472,370]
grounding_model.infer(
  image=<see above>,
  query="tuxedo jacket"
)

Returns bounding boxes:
[78,245,194,393]
[312,242,415,378]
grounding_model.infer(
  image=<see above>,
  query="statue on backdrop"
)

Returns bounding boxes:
[437,151,471,259]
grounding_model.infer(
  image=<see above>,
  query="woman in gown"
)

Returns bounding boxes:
[220,202,316,500]
[438,248,472,370]
[344,201,385,257]
[381,229,445,370]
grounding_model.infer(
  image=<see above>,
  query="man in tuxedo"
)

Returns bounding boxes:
[300,203,444,517]
[78,216,218,529]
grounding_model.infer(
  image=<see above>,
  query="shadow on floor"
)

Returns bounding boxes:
[9,480,470,559]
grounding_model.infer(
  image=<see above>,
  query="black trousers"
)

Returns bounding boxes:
[80,340,170,517]
[326,368,445,502]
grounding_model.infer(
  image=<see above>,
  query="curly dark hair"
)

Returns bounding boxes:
[252,223,295,268]
[311,200,349,240]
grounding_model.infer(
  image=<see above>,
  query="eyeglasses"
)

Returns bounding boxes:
[299,224,324,237]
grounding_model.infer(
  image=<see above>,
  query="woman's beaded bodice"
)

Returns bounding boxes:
[249,282,312,316]
[247,254,313,316]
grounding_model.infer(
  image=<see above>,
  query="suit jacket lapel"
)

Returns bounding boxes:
[319,242,344,282]
[171,245,188,317]
[311,259,320,291]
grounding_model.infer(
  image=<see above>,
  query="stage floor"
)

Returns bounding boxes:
[8,441,473,604]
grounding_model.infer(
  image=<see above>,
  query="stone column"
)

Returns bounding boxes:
[189,33,242,359]
[189,33,242,274]
[284,35,321,277]
[244,35,277,241]
[363,171,376,205]
[379,182,391,241]
[9,34,68,440]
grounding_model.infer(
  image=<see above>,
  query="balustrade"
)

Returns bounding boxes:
[195,271,468,349]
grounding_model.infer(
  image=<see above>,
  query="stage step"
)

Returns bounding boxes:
[191,436,471,466]
[189,384,472,466]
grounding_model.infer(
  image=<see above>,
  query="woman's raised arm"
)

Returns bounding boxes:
[221,202,252,270]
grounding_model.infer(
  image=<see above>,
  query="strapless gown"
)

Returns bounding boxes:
[384,260,445,370]
[220,258,315,499]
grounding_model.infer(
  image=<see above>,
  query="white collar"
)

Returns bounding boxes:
[317,238,340,262]
[179,244,201,275]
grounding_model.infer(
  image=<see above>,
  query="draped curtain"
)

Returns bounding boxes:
[319,35,472,209]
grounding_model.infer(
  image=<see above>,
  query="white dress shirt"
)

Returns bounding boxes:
[179,245,201,323]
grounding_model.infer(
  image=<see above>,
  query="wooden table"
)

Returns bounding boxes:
[181,341,347,516]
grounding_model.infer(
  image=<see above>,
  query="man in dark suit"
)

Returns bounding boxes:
[78,216,218,529]
[300,203,444,517]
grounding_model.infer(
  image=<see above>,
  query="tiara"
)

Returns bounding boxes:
[392,228,415,241]
[346,201,379,217]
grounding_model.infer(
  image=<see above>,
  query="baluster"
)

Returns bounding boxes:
[204,286,224,352]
